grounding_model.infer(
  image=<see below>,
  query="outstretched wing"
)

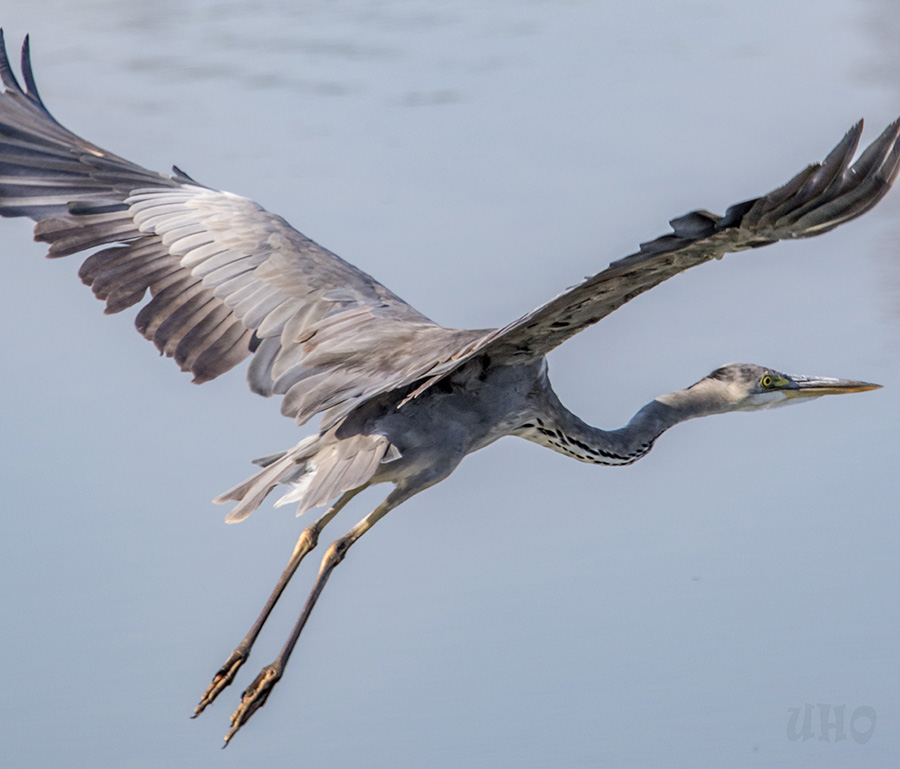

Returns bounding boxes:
[0,33,484,426]
[5,35,898,431]
[404,117,900,400]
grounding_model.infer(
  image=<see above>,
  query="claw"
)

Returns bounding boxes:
[223,664,282,746]
[193,646,249,717]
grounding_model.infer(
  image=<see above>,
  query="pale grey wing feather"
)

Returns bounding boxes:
[0,33,478,426]
[405,118,900,397]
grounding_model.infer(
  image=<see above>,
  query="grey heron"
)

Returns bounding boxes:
[1,32,898,746]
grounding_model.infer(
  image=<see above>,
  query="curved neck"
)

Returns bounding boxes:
[518,379,730,466]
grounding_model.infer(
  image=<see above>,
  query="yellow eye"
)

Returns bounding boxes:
[761,375,774,388]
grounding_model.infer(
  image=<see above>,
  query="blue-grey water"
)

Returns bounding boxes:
[1,1,898,767]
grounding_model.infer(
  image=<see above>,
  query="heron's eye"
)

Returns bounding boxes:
[761,375,774,388]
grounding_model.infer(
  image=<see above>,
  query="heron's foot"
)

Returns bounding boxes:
[193,646,250,718]
[223,663,282,747]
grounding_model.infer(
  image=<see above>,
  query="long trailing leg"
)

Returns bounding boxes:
[194,488,364,716]
[222,485,411,746]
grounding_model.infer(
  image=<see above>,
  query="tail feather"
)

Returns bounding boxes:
[290,434,390,513]
[251,450,289,468]
[215,433,392,523]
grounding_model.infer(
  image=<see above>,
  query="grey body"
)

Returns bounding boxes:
[0,33,897,744]
[364,358,546,484]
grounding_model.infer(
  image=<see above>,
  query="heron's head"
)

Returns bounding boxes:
[681,363,881,413]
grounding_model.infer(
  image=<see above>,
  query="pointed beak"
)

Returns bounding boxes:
[784,375,882,399]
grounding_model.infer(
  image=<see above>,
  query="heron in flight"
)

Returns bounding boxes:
[1,32,898,745]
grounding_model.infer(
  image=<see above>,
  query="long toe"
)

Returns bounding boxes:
[223,664,282,746]
[193,646,250,717]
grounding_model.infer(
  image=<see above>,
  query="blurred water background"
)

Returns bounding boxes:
[1,1,899,767]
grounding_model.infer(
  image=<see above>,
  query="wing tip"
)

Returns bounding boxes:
[0,30,56,120]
